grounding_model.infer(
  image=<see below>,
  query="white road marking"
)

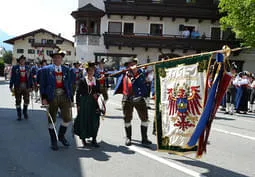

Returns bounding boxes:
[212,128,255,141]
[109,100,255,142]
[129,145,205,177]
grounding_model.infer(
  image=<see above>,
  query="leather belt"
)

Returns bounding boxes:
[55,88,65,96]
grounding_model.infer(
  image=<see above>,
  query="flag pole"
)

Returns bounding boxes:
[109,46,249,77]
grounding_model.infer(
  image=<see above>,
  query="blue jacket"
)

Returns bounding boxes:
[9,65,32,89]
[70,68,83,84]
[39,64,73,102]
[95,67,109,88]
[31,65,39,84]
[113,68,148,97]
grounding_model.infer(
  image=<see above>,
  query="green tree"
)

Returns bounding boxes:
[2,50,13,64]
[0,58,5,76]
[219,0,255,47]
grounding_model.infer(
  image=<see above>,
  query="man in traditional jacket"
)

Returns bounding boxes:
[249,73,255,112]
[224,62,237,115]
[234,71,250,114]
[31,62,40,102]
[40,49,73,151]
[114,58,152,146]
[70,61,83,100]
[95,58,109,102]
[9,55,32,120]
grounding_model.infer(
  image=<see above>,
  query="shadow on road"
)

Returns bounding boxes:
[235,113,255,119]
[103,115,124,119]
[0,80,9,85]
[0,107,138,177]
[0,107,83,177]
[171,158,249,177]
[72,140,135,162]
[215,116,235,121]
[132,139,157,151]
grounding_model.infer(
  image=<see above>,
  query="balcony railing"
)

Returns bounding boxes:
[103,32,240,51]
[31,43,57,48]
[104,1,220,20]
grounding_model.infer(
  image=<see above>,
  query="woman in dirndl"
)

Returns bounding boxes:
[74,62,101,147]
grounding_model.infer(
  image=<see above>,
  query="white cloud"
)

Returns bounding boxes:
[0,0,78,41]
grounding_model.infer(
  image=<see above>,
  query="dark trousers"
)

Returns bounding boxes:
[15,87,30,106]
[250,89,255,104]
[122,96,148,123]
[100,85,108,101]
[48,94,72,124]
[226,87,236,104]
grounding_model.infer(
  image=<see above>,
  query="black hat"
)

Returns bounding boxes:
[83,61,96,69]
[99,58,107,64]
[239,71,250,77]
[17,55,26,62]
[50,49,65,58]
[73,61,81,66]
[88,62,96,68]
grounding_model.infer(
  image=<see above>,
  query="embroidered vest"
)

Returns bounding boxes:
[20,69,27,83]
[122,74,133,96]
[55,71,64,88]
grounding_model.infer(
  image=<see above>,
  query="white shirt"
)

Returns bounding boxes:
[182,30,190,38]
[54,65,62,72]
[20,66,25,70]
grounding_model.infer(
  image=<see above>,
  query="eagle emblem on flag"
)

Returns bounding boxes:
[168,85,202,131]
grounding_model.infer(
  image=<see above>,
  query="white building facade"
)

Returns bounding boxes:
[72,0,246,70]
[4,29,75,65]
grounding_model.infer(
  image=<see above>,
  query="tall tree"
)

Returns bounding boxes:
[219,0,255,47]
[2,51,13,64]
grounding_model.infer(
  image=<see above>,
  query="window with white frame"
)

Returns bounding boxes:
[124,23,134,35]
[108,22,122,34]
[28,38,34,43]
[17,49,24,53]
[28,49,35,54]
[150,24,163,36]
[46,50,53,56]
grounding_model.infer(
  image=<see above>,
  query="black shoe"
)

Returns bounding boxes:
[16,107,22,121]
[220,108,226,111]
[125,126,132,146]
[142,139,152,145]
[224,111,229,114]
[92,138,100,148]
[229,112,233,115]
[59,137,70,147]
[141,126,152,145]
[23,105,28,119]
[125,138,132,146]
[48,128,59,151]
[58,125,70,147]
[51,143,59,151]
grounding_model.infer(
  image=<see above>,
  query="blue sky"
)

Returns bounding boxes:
[0,0,78,43]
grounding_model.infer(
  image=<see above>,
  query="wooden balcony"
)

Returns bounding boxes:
[103,32,240,52]
[31,43,57,48]
[104,0,220,20]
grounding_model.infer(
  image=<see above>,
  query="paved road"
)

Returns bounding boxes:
[0,78,254,177]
